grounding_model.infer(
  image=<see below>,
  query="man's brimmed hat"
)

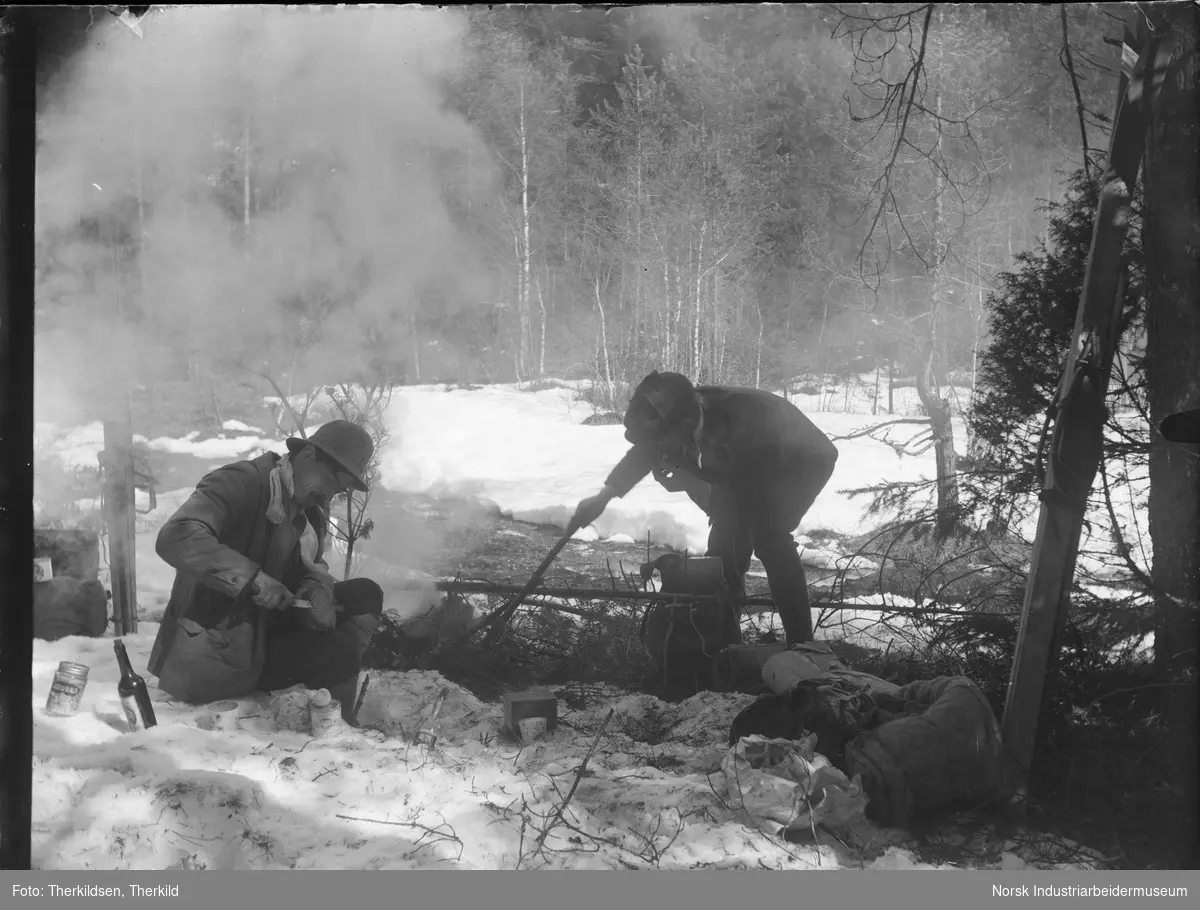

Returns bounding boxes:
[624,371,699,444]
[287,419,374,492]
[1160,406,1200,445]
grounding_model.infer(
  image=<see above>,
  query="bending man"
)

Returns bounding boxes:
[572,371,837,645]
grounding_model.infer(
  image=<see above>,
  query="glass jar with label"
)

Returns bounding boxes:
[46,661,90,716]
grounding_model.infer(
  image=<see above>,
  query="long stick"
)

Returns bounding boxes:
[477,530,575,647]
[410,578,1012,618]
[350,675,370,727]
[1001,12,1176,803]
[533,708,615,858]
[437,578,771,605]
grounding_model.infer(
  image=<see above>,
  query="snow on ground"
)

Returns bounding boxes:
[31,629,1096,871]
[222,419,263,433]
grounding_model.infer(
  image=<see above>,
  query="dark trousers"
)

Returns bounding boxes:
[704,459,835,645]
[257,577,384,693]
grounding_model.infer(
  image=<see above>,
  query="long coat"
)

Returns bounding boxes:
[147,452,334,703]
[605,385,838,511]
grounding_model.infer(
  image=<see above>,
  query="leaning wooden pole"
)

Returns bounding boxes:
[102,403,138,636]
[1,3,38,873]
[1000,7,1179,803]
[435,578,776,606]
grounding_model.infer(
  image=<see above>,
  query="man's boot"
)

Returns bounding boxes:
[328,675,363,726]
[329,615,380,725]
[335,580,383,660]
[330,603,381,726]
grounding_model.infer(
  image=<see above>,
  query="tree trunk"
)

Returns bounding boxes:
[595,277,614,406]
[815,294,830,379]
[755,296,764,390]
[693,222,706,381]
[243,107,251,255]
[410,313,420,384]
[535,270,547,379]
[888,359,894,414]
[673,261,683,372]
[663,260,672,371]
[916,350,959,539]
[1143,3,1199,792]
[519,78,532,379]
[133,55,147,295]
[712,271,722,382]
[922,29,960,540]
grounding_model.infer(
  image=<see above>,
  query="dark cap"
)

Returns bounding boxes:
[624,371,699,444]
[286,419,374,491]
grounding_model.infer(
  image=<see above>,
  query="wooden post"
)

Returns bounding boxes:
[102,404,138,636]
[1,3,38,873]
[1000,9,1178,803]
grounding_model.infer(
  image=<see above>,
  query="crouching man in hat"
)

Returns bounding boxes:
[571,371,838,646]
[148,420,384,723]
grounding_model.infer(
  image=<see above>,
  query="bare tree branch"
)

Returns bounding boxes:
[835,4,936,284]
[241,364,309,440]
[1059,4,1092,179]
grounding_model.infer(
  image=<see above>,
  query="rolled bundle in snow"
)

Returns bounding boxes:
[843,676,1005,829]
[269,686,313,732]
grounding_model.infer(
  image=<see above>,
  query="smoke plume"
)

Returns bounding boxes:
[35,6,496,427]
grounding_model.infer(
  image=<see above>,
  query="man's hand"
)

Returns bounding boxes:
[296,584,337,631]
[570,490,613,533]
[250,573,295,611]
[652,465,688,492]
[653,465,711,513]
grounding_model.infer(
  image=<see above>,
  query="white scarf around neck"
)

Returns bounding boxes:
[266,453,332,582]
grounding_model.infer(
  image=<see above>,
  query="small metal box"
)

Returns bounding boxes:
[502,688,558,733]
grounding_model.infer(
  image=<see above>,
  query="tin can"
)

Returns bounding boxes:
[310,699,342,739]
[208,700,242,734]
[33,556,53,584]
[45,661,90,716]
[518,716,547,742]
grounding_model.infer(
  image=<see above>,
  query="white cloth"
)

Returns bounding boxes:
[266,453,337,590]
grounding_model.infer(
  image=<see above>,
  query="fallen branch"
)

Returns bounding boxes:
[431,578,776,606]
[424,579,1013,618]
[532,708,615,859]
[629,809,686,867]
[336,812,464,862]
[829,417,931,443]
[830,418,935,458]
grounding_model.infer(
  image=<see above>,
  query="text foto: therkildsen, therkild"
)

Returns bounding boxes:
[12,884,182,898]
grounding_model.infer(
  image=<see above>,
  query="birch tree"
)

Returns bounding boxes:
[456,16,584,382]
[833,2,1018,536]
